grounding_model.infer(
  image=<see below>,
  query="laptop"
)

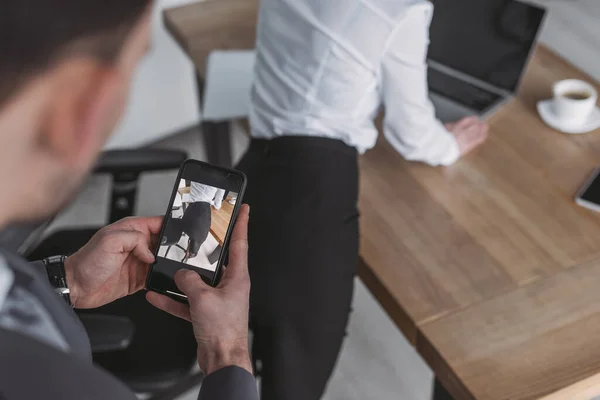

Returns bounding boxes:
[427,0,547,122]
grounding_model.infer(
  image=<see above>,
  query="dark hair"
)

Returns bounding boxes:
[0,0,153,104]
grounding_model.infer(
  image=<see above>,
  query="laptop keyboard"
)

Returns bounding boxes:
[428,67,503,112]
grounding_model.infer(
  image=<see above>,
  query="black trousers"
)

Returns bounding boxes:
[181,202,211,256]
[236,136,359,400]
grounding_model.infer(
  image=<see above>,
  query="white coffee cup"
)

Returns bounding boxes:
[553,79,598,125]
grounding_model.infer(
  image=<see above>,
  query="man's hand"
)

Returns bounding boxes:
[147,205,252,376]
[445,116,489,156]
[64,217,162,309]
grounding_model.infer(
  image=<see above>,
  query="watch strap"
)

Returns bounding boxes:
[42,255,72,307]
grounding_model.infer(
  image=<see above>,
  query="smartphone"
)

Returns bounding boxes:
[147,160,247,301]
[575,167,600,213]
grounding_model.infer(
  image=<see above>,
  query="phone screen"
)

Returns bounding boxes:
[148,161,246,297]
[579,169,600,206]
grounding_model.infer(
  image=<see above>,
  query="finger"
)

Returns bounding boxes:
[144,216,165,235]
[476,126,489,143]
[111,216,164,237]
[461,125,488,154]
[465,124,481,138]
[174,269,211,301]
[481,122,490,136]
[114,230,156,263]
[456,116,480,129]
[221,205,250,284]
[463,116,480,124]
[132,262,151,293]
[150,234,160,252]
[470,122,488,141]
[146,292,191,322]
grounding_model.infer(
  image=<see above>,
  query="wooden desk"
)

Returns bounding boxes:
[210,199,234,246]
[360,46,600,400]
[164,0,259,167]
[164,0,258,80]
[164,3,600,397]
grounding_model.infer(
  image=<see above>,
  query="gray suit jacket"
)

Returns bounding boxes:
[0,248,258,400]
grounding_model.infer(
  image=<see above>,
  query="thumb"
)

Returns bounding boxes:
[117,230,155,264]
[221,205,250,285]
[174,269,210,301]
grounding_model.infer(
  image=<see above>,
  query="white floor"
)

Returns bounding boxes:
[51,1,600,399]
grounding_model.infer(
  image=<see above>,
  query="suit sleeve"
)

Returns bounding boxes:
[0,328,137,400]
[198,367,259,400]
[213,189,226,210]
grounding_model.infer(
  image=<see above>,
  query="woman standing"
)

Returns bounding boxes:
[237,1,488,399]
[181,183,225,259]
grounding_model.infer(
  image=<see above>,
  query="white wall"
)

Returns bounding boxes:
[521,0,600,82]
[106,0,202,149]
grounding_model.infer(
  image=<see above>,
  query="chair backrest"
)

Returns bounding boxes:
[96,149,188,223]
[163,0,260,79]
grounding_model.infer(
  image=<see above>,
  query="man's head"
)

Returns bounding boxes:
[0,0,153,225]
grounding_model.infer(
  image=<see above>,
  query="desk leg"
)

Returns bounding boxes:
[202,120,233,168]
[196,74,233,167]
[432,379,456,400]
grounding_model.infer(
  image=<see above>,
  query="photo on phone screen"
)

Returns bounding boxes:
[147,160,246,299]
[159,180,238,271]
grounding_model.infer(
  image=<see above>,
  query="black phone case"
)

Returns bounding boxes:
[145,159,247,302]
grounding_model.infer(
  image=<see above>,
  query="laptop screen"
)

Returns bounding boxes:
[428,0,546,93]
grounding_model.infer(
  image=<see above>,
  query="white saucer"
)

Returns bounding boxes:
[537,99,600,134]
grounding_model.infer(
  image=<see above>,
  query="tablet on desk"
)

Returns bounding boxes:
[576,167,600,212]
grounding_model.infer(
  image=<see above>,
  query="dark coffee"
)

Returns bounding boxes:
[563,91,591,100]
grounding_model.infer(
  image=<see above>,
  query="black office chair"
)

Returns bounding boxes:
[24,149,202,399]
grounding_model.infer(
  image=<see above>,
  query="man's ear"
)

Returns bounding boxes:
[41,58,121,169]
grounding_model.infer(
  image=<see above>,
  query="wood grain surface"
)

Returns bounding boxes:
[360,46,600,399]
[163,0,259,78]
[539,371,600,400]
[420,256,600,400]
[210,198,234,246]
